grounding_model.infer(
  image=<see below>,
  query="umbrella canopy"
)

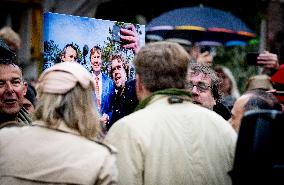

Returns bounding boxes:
[146,6,257,46]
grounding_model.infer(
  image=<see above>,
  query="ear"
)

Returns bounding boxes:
[23,81,28,96]
[135,74,141,91]
[135,74,143,101]
[135,74,150,101]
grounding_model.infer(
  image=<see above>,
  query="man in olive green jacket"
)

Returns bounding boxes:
[105,42,237,185]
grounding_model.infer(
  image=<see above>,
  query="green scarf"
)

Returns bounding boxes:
[135,88,192,111]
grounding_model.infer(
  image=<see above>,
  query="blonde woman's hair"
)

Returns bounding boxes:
[214,65,240,99]
[33,83,100,140]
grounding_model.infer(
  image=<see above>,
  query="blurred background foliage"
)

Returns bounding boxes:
[214,43,259,94]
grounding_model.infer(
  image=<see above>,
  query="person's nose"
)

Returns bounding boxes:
[114,68,120,73]
[5,82,14,93]
[191,85,199,95]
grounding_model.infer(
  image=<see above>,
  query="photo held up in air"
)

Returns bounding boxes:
[43,12,145,133]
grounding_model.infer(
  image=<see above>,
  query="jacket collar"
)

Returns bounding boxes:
[32,120,81,136]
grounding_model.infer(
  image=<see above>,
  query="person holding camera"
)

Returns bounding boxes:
[247,51,279,75]
[165,40,215,67]
[190,43,215,67]
[257,51,279,69]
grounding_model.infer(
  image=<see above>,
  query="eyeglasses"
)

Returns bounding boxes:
[186,81,211,92]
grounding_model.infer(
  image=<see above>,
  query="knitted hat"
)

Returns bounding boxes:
[0,38,15,59]
[37,62,95,95]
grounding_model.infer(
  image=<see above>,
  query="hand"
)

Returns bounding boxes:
[257,51,279,69]
[100,113,109,125]
[120,24,140,54]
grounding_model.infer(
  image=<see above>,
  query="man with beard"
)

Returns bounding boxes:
[108,53,138,129]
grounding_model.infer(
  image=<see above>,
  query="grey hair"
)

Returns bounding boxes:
[188,62,222,101]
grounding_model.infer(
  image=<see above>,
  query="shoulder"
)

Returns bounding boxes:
[106,107,158,139]
[102,73,111,81]
[0,121,24,129]
[102,73,115,85]
[126,79,136,86]
[194,105,237,139]
[0,125,29,135]
[93,140,117,154]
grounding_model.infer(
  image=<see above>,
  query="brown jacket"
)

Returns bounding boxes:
[0,121,118,185]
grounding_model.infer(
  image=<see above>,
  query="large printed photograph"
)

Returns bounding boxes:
[43,12,145,129]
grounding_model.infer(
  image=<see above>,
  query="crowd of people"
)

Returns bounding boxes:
[0,23,283,185]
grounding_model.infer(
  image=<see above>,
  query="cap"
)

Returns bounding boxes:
[37,62,95,95]
[246,74,273,91]
[0,38,15,59]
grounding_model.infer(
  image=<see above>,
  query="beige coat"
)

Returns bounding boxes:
[0,121,118,185]
[105,95,237,185]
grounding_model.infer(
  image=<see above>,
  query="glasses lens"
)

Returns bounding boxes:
[187,81,210,92]
[186,82,194,90]
[197,82,209,91]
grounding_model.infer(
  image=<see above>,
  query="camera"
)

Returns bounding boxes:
[200,46,212,53]
[112,24,130,43]
[112,25,121,43]
[199,45,216,57]
[246,52,260,66]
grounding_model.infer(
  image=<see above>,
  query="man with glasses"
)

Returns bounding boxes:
[187,62,231,120]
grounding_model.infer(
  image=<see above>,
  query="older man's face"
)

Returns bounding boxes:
[0,64,27,117]
[62,46,77,63]
[187,71,216,110]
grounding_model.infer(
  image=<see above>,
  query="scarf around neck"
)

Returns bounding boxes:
[135,88,192,111]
